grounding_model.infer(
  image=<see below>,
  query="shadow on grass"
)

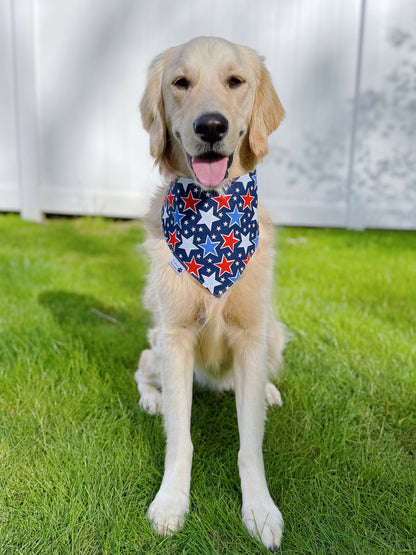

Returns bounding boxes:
[38,290,150,371]
[39,289,134,325]
[37,290,242,481]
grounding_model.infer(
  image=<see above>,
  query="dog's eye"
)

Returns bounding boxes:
[173,77,191,90]
[227,76,244,89]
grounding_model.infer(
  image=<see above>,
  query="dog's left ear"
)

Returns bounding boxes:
[140,51,170,163]
[248,62,285,160]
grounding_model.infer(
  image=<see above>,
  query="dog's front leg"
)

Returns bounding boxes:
[233,331,284,550]
[147,325,194,535]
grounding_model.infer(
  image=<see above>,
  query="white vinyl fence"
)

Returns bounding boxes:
[1,0,415,228]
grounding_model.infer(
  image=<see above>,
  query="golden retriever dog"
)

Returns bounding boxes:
[135,36,286,550]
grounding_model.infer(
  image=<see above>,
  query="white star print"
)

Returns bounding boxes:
[197,207,220,230]
[201,272,221,294]
[237,174,252,189]
[162,206,169,223]
[253,206,258,221]
[180,234,198,256]
[239,232,252,253]
[177,178,194,193]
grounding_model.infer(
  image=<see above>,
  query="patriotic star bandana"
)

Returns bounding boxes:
[162,171,259,297]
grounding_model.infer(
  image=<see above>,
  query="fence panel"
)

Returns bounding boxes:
[352,0,416,229]
[1,0,415,229]
[258,0,362,227]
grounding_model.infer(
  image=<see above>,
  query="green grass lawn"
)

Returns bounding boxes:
[0,214,415,554]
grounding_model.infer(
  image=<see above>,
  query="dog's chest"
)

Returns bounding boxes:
[192,292,244,372]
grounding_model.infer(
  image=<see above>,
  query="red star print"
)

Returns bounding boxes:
[221,230,239,251]
[167,191,175,208]
[243,252,251,265]
[182,191,200,212]
[213,194,232,210]
[214,255,234,276]
[242,189,254,209]
[167,230,180,248]
[185,256,203,277]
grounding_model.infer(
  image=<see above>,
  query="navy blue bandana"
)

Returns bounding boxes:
[162,171,259,297]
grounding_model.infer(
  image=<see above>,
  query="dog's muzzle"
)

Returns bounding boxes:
[186,112,232,188]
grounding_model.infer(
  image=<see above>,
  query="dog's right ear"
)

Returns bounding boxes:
[248,61,285,161]
[140,51,169,162]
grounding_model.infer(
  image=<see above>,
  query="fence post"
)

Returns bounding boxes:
[11,0,42,222]
[346,0,366,230]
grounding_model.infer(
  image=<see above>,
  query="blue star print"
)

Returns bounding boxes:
[227,205,244,227]
[173,207,185,226]
[200,236,221,257]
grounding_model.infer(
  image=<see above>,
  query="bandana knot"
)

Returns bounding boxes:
[162,171,259,297]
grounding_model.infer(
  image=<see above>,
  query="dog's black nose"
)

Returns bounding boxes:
[193,112,229,144]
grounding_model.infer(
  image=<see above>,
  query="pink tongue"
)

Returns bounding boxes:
[192,157,228,187]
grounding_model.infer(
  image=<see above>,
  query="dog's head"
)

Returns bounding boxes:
[140,37,284,191]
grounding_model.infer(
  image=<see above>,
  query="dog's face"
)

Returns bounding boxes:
[141,37,284,191]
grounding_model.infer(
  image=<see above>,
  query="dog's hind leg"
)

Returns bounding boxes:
[265,382,283,407]
[265,312,286,408]
[135,328,163,415]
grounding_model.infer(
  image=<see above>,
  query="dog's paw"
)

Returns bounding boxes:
[138,384,162,415]
[148,490,189,535]
[242,499,284,551]
[265,382,283,407]
[135,369,162,415]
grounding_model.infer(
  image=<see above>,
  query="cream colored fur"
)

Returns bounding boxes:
[135,37,286,550]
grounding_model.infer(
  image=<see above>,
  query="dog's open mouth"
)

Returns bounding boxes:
[187,152,233,188]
